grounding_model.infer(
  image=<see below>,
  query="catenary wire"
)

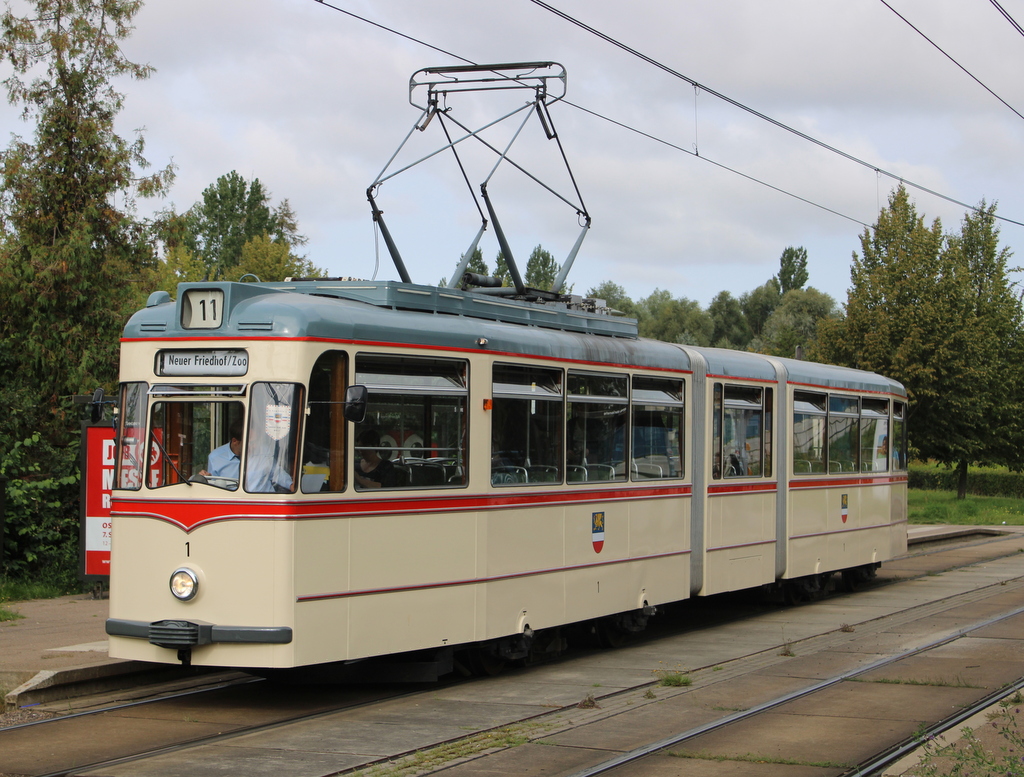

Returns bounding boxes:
[527,0,1024,228]
[312,0,1020,230]
[989,0,1024,40]
[878,0,1024,123]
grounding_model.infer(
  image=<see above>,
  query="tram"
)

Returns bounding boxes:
[104,278,908,671]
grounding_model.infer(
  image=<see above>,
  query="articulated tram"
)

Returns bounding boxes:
[105,279,907,672]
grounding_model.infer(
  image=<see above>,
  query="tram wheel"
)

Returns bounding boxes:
[595,619,631,649]
[468,648,506,676]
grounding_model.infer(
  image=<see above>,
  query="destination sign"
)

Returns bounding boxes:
[157,349,249,377]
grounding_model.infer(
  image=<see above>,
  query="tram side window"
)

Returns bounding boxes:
[892,401,908,471]
[245,383,303,493]
[714,384,765,478]
[353,355,468,490]
[861,398,890,472]
[828,395,860,474]
[117,382,147,490]
[302,351,348,493]
[147,393,245,490]
[491,364,563,485]
[567,372,628,483]
[631,377,684,479]
[793,391,827,474]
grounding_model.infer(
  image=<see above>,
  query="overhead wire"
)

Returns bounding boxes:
[877,0,1024,123]
[989,0,1024,40]
[312,0,1020,230]
[527,0,1024,228]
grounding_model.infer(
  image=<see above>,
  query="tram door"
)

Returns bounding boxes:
[302,351,348,493]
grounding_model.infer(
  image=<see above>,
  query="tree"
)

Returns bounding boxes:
[708,290,751,349]
[739,278,781,338]
[0,0,171,584]
[233,234,326,283]
[524,244,559,289]
[180,170,306,278]
[586,280,638,318]
[754,287,837,358]
[777,246,809,293]
[636,289,713,346]
[814,187,1024,496]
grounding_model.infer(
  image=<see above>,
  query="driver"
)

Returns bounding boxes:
[200,419,243,479]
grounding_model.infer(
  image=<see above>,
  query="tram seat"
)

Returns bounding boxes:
[406,461,446,486]
[526,465,558,482]
[390,462,412,487]
[491,465,527,484]
[567,464,587,482]
[631,460,664,479]
[586,463,616,481]
[793,459,811,473]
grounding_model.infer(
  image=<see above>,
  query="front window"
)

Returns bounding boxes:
[245,383,303,493]
[147,392,246,491]
[116,382,147,490]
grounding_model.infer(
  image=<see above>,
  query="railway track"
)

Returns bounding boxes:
[2,529,1023,777]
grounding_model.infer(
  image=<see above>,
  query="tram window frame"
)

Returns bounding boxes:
[792,391,827,474]
[301,351,348,493]
[892,401,908,471]
[146,395,246,491]
[491,363,564,486]
[828,395,860,474]
[861,398,890,473]
[630,376,684,480]
[714,384,766,479]
[116,382,148,490]
[567,371,629,483]
[353,354,469,490]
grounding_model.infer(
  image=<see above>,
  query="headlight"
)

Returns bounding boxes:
[169,567,199,601]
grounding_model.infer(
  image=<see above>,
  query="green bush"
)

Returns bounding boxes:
[1,430,81,590]
[909,463,1024,499]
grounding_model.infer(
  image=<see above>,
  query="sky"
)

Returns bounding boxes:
[8,0,1024,307]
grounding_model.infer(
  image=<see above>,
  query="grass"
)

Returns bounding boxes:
[668,750,852,769]
[657,671,692,687]
[909,489,1024,526]
[0,578,67,622]
[852,675,983,689]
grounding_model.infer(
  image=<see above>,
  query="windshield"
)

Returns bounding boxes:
[148,399,245,491]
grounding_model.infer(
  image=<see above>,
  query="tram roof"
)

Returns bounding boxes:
[125,281,904,396]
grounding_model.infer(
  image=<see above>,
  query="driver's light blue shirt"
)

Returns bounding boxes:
[206,443,240,479]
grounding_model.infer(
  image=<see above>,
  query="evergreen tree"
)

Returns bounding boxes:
[0,0,171,583]
[777,246,809,293]
[524,244,559,290]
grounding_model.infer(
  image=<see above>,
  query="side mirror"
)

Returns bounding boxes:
[343,385,368,423]
[90,388,105,424]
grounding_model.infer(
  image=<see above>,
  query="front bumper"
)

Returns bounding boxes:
[106,618,293,649]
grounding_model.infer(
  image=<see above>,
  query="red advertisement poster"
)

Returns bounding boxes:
[83,425,115,577]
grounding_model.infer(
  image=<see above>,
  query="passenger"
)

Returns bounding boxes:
[355,428,399,489]
[200,419,243,479]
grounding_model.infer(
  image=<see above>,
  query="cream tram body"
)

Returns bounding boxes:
[106,281,907,669]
